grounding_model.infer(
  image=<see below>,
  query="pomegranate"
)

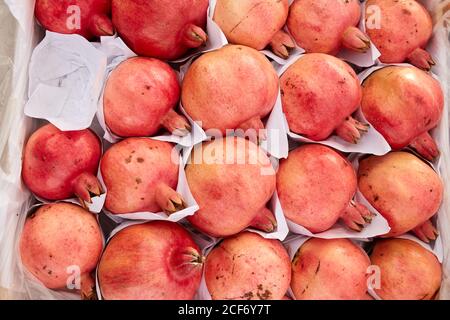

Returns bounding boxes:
[287,0,370,55]
[280,53,368,143]
[35,0,113,40]
[291,238,370,300]
[186,137,276,237]
[101,138,183,215]
[98,221,203,300]
[103,57,190,137]
[20,203,103,298]
[358,152,443,242]
[361,66,444,160]
[111,0,209,60]
[182,45,279,141]
[277,144,373,233]
[213,0,295,59]
[365,0,434,70]
[22,124,102,206]
[370,238,441,300]
[205,232,291,300]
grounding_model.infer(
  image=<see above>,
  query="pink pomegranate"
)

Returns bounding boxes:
[291,238,370,300]
[361,66,444,160]
[287,0,370,55]
[281,53,368,143]
[365,0,434,70]
[277,145,373,233]
[112,0,209,60]
[98,221,203,300]
[22,124,102,206]
[370,238,441,300]
[205,232,291,300]
[20,203,103,298]
[103,57,189,137]
[35,0,113,40]
[182,45,279,142]
[186,137,276,237]
[101,138,183,215]
[358,152,443,242]
[213,0,295,59]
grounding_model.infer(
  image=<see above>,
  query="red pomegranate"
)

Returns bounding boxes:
[287,0,370,55]
[370,238,442,300]
[182,45,279,141]
[186,137,276,237]
[277,144,373,233]
[213,0,295,58]
[20,203,103,298]
[361,66,444,160]
[205,232,291,300]
[98,221,203,300]
[280,53,367,143]
[111,0,209,60]
[103,57,189,137]
[358,152,443,242]
[101,138,183,215]
[35,0,114,40]
[22,124,102,206]
[365,0,434,70]
[291,238,371,300]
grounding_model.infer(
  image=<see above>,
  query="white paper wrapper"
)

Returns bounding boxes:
[275,53,391,155]
[178,47,290,159]
[99,141,199,223]
[25,31,107,131]
[95,36,207,147]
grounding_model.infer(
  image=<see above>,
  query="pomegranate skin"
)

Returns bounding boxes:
[277,145,372,233]
[205,232,291,300]
[182,45,279,137]
[186,137,276,237]
[280,53,366,143]
[370,239,441,300]
[103,57,184,137]
[22,124,102,202]
[35,0,113,40]
[365,0,433,68]
[20,203,103,290]
[98,221,203,300]
[213,0,294,58]
[101,138,181,214]
[291,238,370,300]
[112,0,209,60]
[287,0,369,55]
[361,66,444,160]
[358,152,443,239]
